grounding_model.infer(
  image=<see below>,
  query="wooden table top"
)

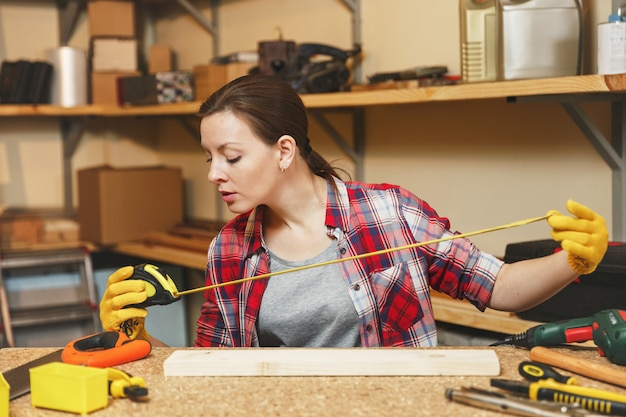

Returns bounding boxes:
[2,346,625,416]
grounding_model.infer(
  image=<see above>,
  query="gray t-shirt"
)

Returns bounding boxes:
[257,241,361,347]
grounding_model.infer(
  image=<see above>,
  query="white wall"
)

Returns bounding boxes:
[0,0,617,256]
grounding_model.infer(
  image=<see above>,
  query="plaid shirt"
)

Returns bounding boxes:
[195,178,503,347]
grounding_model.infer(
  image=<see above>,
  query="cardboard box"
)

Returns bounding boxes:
[149,44,173,73]
[0,213,79,249]
[91,71,140,105]
[77,166,183,245]
[88,1,135,37]
[0,216,44,249]
[91,38,138,72]
[193,62,253,101]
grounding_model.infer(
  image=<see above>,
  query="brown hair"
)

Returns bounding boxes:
[198,74,342,187]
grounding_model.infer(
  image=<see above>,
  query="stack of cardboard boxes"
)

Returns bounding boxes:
[88,0,195,106]
[88,0,140,106]
[0,212,79,250]
[86,1,256,105]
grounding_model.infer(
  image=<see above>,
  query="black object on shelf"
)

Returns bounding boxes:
[0,60,53,104]
[368,66,448,84]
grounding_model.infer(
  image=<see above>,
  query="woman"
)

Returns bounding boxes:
[100,74,608,347]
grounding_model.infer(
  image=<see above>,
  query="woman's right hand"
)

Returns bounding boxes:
[99,266,150,340]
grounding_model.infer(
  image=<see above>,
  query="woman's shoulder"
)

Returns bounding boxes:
[343,180,421,203]
[342,180,443,220]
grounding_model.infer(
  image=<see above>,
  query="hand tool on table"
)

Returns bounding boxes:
[62,331,152,368]
[491,378,626,416]
[2,331,151,401]
[2,349,63,400]
[106,367,148,401]
[492,309,626,366]
[530,346,626,389]
[445,387,603,417]
[519,361,578,385]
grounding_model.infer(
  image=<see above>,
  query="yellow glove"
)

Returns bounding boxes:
[99,266,150,340]
[547,199,608,275]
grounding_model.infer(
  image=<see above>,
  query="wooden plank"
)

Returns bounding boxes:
[163,348,500,377]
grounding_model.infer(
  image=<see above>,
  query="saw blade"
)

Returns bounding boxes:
[2,349,63,400]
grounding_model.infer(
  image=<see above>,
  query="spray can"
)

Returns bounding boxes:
[597,10,626,75]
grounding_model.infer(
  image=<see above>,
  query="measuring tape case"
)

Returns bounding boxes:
[503,240,626,322]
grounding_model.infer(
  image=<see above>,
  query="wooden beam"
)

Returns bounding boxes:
[163,348,500,377]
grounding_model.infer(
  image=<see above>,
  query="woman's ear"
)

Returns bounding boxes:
[276,135,296,171]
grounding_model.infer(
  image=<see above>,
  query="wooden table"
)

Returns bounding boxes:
[3,346,626,416]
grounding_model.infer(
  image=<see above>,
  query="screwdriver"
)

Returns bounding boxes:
[518,361,578,385]
[491,378,626,416]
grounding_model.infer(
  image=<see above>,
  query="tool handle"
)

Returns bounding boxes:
[531,378,626,413]
[530,346,626,389]
[536,387,626,416]
[519,361,577,384]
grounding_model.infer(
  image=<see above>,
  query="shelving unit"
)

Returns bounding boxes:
[1,73,624,239]
[1,0,364,211]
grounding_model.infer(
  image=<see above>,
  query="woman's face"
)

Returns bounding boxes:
[200,110,280,214]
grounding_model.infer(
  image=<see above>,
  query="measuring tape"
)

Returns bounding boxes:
[174,214,551,297]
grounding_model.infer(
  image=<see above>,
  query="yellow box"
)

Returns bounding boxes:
[0,373,8,417]
[30,362,108,415]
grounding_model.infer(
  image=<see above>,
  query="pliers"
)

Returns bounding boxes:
[445,387,606,417]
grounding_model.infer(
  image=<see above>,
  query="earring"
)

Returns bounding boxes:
[280,165,285,173]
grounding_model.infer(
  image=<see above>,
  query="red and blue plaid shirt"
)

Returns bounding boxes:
[195,178,503,347]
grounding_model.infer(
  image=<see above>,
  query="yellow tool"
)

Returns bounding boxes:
[492,378,626,415]
[107,367,148,400]
[126,264,180,308]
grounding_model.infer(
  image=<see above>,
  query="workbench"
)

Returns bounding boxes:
[2,346,625,416]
